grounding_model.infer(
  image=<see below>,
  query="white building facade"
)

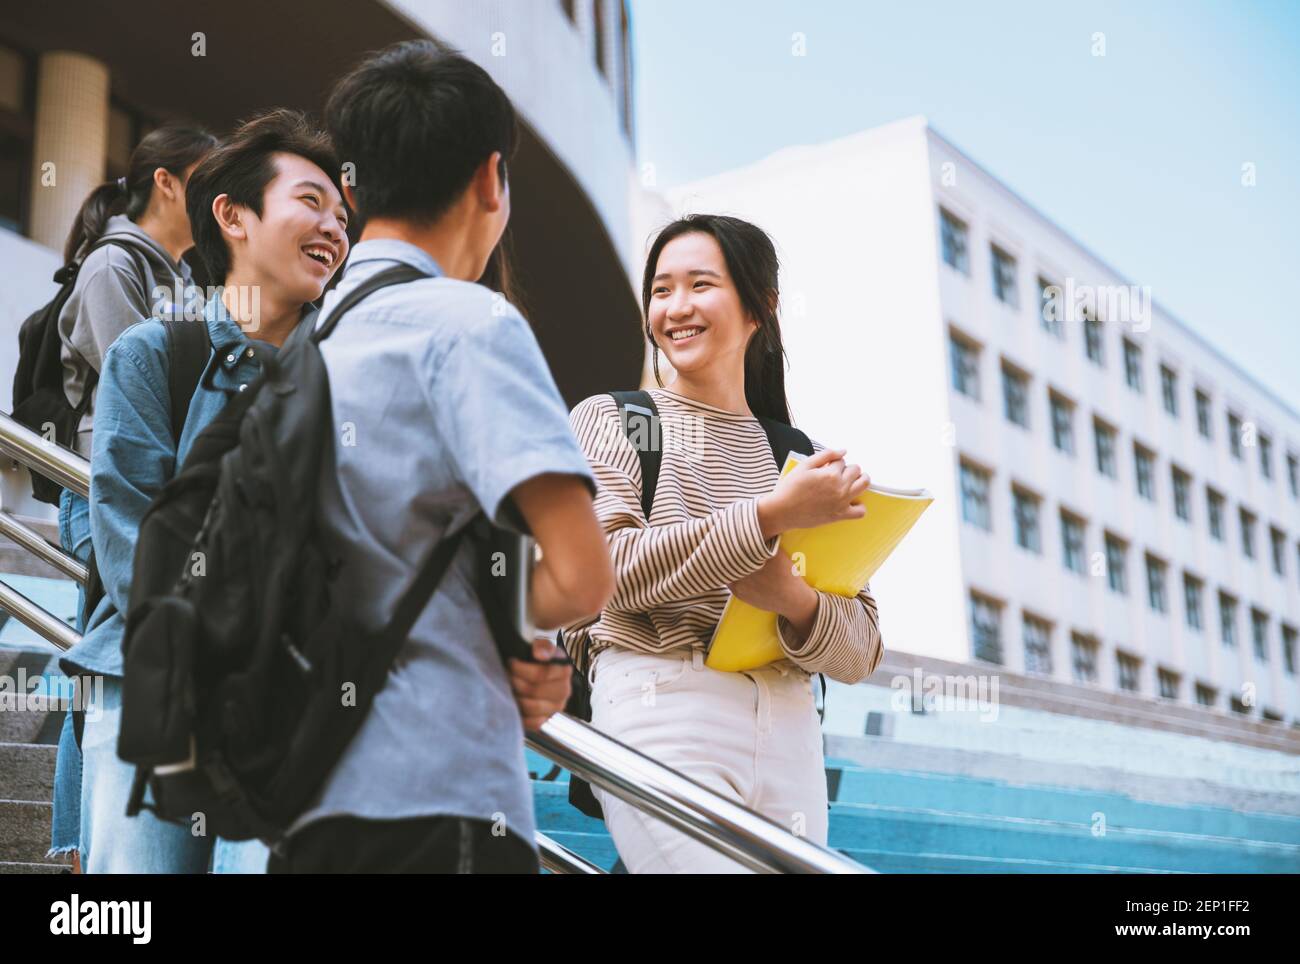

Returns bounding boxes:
[668,116,1300,728]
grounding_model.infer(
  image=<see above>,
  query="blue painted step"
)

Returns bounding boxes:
[827,762,1300,845]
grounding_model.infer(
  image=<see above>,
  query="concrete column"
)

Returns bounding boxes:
[28,51,110,253]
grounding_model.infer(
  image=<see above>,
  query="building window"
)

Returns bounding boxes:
[1239,508,1256,560]
[1116,652,1141,693]
[1227,412,1244,459]
[1207,488,1225,541]
[1012,486,1041,553]
[1001,362,1029,428]
[940,208,969,274]
[1195,683,1217,708]
[970,592,1002,664]
[1283,624,1297,675]
[1122,338,1143,391]
[1171,466,1192,522]
[1287,453,1299,499]
[991,244,1018,307]
[1259,433,1273,480]
[1094,418,1117,478]
[1158,668,1181,700]
[1023,614,1052,675]
[1104,533,1128,595]
[1219,591,1238,647]
[1183,573,1203,631]
[1159,365,1179,416]
[1251,609,1269,662]
[1270,527,1287,577]
[1145,554,1168,614]
[1060,510,1086,575]
[1083,315,1105,365]
[1049,391,1074,455]
[1229,696,1249,716]
[1071,633,1099,684]
[1195,389,1212,439]
[960,461,992,531]
[1134,444,1155,501]
[1038,276,1063,339]
[950,331,980,400]
[561,0,576,22]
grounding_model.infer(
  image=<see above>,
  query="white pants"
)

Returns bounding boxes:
[589,645,828,873]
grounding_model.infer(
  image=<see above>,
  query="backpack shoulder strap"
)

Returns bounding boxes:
[608,389,660,522]
[312,264,429,343]
[755,415,814,470]
[162,318,212,444]
[753,415,824,721]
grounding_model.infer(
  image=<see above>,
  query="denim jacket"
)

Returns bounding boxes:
[60,293,276,678]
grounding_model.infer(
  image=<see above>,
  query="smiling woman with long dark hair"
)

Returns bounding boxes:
[563,213,885,873]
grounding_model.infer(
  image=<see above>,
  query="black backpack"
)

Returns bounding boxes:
[11,235,154,504]
[563,390,818,820]
[116,265,537,845]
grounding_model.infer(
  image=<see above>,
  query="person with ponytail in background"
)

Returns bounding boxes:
[48,124,217,869]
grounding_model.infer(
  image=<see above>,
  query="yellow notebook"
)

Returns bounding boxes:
[705,453,933,672]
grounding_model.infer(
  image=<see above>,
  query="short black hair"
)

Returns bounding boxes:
[325,39,517,224]
[186,109,341,282]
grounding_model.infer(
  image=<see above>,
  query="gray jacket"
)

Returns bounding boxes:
[57,214,193,456]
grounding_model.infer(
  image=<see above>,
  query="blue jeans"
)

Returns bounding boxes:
[50,488,90,856]
[212,838,271,874]
[79,674,213,872]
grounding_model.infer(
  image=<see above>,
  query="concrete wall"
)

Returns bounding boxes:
[388,0,636,279]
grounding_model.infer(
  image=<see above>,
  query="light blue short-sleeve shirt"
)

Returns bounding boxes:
[290,239,596,849]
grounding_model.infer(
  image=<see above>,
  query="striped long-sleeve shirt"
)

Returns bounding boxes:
[563,388,884,684]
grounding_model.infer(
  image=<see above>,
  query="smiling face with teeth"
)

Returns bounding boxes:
[647,231,760,391]
[219,152,350,308]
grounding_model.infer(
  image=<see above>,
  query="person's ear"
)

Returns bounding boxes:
[342,182,358,212]
[211,193,247,243]
[153,167,180,203]
[475,151,505,213]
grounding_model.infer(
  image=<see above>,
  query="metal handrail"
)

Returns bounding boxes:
[0,510,88,582]
[0,411,90,498]
[0,577,79,651]
[536,833,605,875]
[0,414,868,874]
[529,715,866,873]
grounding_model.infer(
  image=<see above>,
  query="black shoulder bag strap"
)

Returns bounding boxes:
[162,318,212,444]
[609,389,661,521]
[312,264,428,343]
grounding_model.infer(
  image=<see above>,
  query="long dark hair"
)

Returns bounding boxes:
[641,214,792,425]
[477,227,529,321]
[62,124,218,264]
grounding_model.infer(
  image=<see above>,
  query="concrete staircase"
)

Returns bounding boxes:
[0,647,72,873]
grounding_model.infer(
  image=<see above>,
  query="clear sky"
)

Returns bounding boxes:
[628,0,1300,415]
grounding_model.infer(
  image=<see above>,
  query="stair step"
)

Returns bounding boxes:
[837,848,1181,874]
[0,860,71,874]
[0,649,62,744]
[828,764,1300,844]
[0,742,57,801]
[0,799,58,863]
